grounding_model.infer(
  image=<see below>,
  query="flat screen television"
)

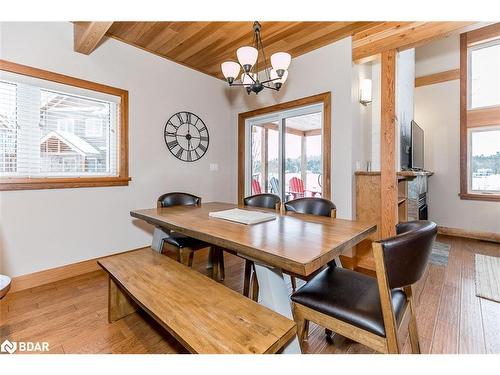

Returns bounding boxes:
[411,120,424,170]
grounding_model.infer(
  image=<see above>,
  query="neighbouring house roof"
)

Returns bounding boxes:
[41,131,100,155]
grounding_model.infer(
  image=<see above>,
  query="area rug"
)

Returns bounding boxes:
[429,241,451,266]
[475,254,500,303]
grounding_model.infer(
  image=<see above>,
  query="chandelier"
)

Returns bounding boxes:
[220,21,291,95]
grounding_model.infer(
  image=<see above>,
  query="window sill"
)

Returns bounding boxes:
[0,177,131,191]
[459,193,500,202]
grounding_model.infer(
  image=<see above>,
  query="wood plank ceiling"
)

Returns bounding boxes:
[105,22,377,79]
[96,21,476,79]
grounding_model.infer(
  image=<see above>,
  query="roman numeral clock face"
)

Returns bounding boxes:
[164,111,209,162]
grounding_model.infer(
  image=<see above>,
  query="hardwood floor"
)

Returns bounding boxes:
[1,235,499,354]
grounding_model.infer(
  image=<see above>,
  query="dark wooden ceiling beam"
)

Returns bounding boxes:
[74,21,114,55]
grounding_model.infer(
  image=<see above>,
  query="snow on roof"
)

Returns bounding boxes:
[41,131,100,155]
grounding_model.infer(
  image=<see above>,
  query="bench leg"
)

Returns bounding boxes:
[253,263,302,354]
[108,276,138,323]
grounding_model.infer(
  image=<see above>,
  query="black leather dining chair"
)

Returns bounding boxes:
[242,193,281,301]
[157,192,224,280]
[291,220,437,354]
[284,197,337,291]
[284,197,337,218]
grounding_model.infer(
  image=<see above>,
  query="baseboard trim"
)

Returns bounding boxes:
[9,247,146,293]
[438,226,500,243]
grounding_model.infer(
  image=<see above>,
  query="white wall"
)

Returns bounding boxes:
[415,36,500,233]
[396,48,415,171]
[353,62,372,173]
[0,22,234,277]
[228,38,361,219]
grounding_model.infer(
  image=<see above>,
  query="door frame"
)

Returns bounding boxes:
[238,92,331,204]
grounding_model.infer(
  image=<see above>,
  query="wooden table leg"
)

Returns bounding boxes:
[108,276,138,323]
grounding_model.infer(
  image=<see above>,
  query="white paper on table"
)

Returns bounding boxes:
[208,208,276,225]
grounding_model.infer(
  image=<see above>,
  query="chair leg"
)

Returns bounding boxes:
[187,250,195,268]
[250,267,259,302]
[207,247,214,270]
[291,303,308,347]
[404,286,421,354]
[243,260,253,297]
[408,301,421,354]
[408,315,421,354]
[303,320,310,341]
[211,248,220,280]
[218,249,225,281]
[290,276,297,292]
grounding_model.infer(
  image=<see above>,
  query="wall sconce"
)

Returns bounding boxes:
[359,78,372,106]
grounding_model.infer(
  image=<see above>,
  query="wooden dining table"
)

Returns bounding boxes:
[131,202,376,353]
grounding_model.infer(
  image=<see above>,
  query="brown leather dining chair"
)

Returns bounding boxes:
[284,197,337,291]
[290,220,437,354]
[157,192,224,280]
[242,193,281,301]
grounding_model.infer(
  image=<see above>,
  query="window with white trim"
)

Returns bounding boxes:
[460,27,500,201]
[0,71,120,179]
[468,126,500,193]
[468,39,500,110]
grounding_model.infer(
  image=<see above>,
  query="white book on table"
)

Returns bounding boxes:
[208,208,276,225]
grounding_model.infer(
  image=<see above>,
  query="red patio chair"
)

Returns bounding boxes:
[251,178,262,195]
[288,177,320,199]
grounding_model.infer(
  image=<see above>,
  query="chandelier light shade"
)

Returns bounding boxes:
[221,21,291,95]
[271,52,292,73]
[221,61,241,83]
[237,46,258,71]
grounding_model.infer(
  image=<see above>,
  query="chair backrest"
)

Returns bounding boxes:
[284,197,336,217]
[157,192,201,208]
[251,179,262,195]
[244,193,281,210]
[289,177,305,193]
[375,220,437,289]
[270,177,280,195]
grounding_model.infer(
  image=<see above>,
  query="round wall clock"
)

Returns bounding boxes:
[164,111,209,162]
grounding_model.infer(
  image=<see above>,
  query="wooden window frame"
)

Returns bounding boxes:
[459,25,500,202]
[238,92,331,204]
[0,60,130,191]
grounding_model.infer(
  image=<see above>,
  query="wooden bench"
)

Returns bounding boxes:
[98,247,296,354]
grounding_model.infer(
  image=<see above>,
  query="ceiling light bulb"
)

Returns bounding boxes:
[271,52,291,71]
[237,46,258,70]
[221,61,241,81]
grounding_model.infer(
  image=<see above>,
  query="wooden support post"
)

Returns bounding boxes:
[108,276,138,323]
[380,49,398,238]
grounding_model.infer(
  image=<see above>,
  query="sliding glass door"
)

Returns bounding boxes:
[246,103,323,202]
